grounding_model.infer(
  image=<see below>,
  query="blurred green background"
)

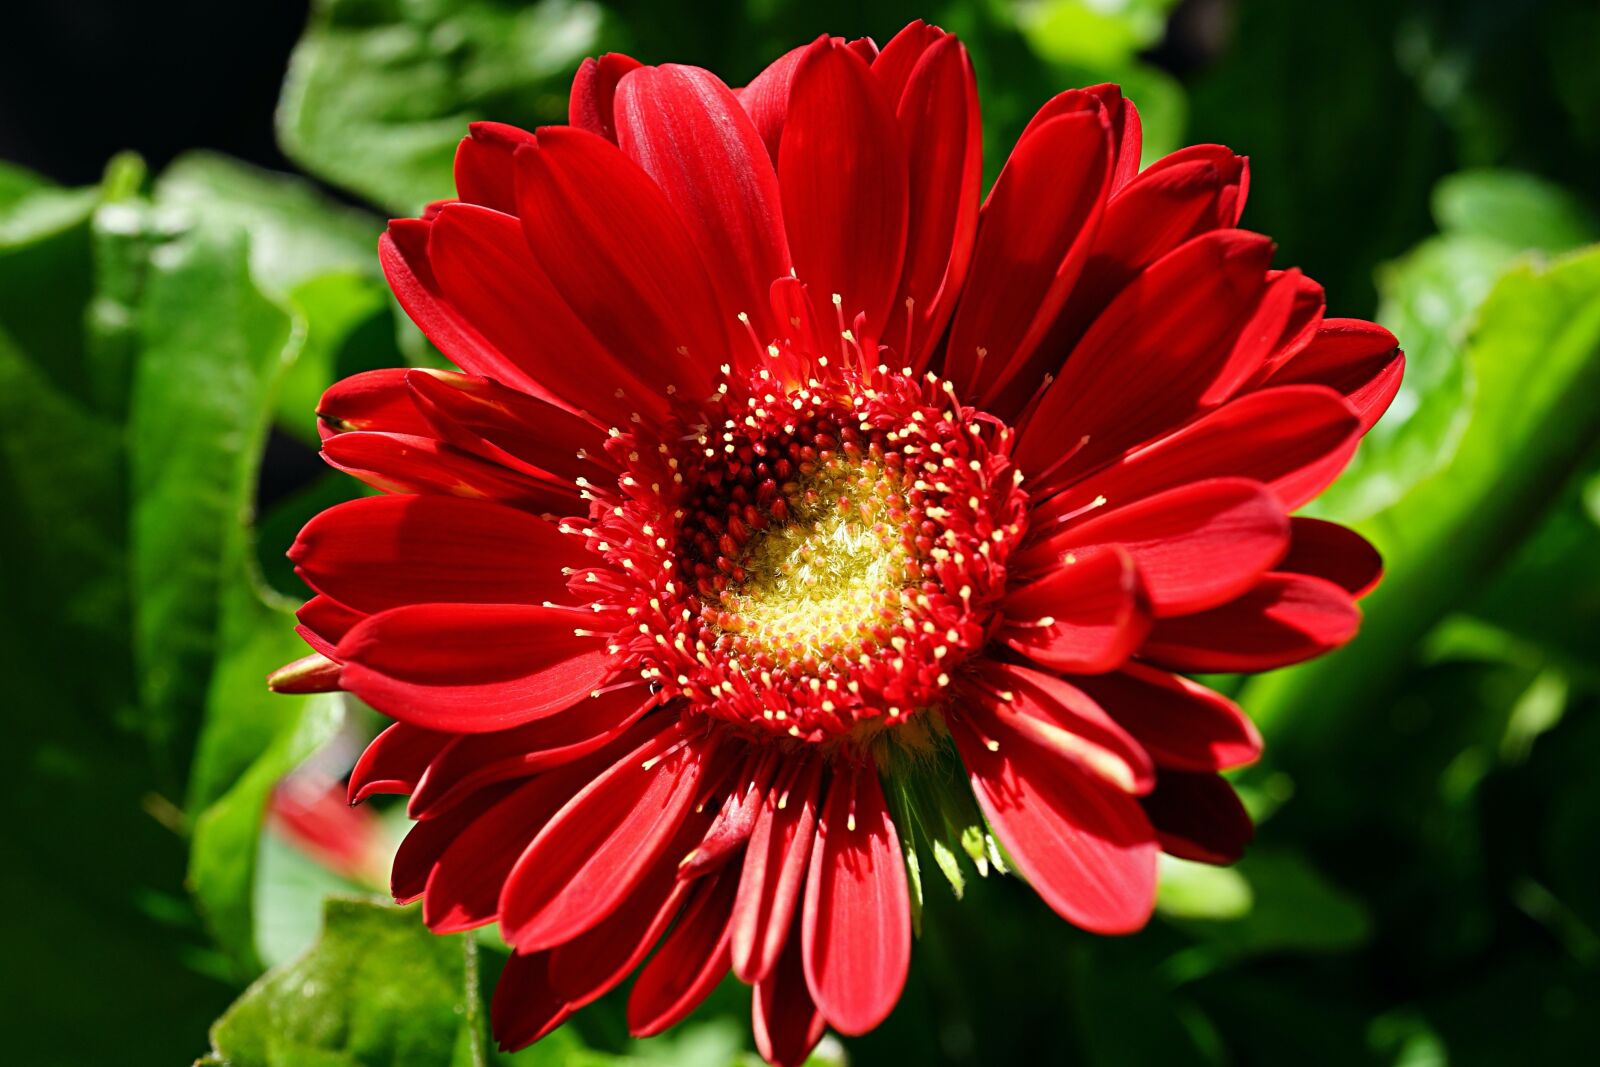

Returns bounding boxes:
[2,1,1598,1064]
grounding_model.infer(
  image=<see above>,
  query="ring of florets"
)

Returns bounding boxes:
[570,366,1029,749]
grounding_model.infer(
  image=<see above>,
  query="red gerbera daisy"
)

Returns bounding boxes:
[270,21,1402,1065]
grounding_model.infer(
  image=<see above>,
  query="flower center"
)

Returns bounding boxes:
[713,452,919,666]
[586,368,1029,747]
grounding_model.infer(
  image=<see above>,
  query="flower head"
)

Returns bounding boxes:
[276,21,1402,1065]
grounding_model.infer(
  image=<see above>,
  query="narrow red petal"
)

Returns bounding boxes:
[777,40,909,342]
[963,660,1155,795]
[951,713,1158,934]
[802,765,910,1036]
[1141,770,1254,865]
[1000,544,1151,673]
[320,431,581,514]
[616,64,792,343]
[454,121,538,214]
[1014,230,1276,482]
[290,493,588,614]
[1262,318,1404,431]
[491,952,572,1052]
[426,202,666,427]
[498,725,715,952]
[627,868,738,1036]
[1279,517,1384,598]
[336,603,614,732]
[753,927,827,1067]
[408,690,658,817]
[1035,384,1362,529]
[731,753,822,983]
[1073,662,1262,773]
[885,33,982,369]
[316,367,432,438]
[1020,477,1291,616]
[944,100,1112,409]
[1141,573,1362,672]
[570,53,643,143]
[513,128,727,406]
[348,722,451,804]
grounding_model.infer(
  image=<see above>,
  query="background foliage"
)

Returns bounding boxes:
[3,1,1598,1064]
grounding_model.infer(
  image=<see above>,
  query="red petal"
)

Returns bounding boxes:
[869,21,942,100]
[1000,544,1151,673]
[1073,662,1262,772]
[944,101,1112,410]
[490,952,571,1052]
[1014,230,1276,482]
[963,660,1154,795]
[778,40,909,342]
[320,431,580,514]
[802,765,910,1036]
[885,33,981,369]
[317,368,431,438]
[738,39,819,159]
[426,202,666,427]
[1142,573,1361,672]
[1279,517,1384,598]
[454,122,537,214]
[405,368,611,484]
[753,927,827,1067]
[1021,478,1290,617]
[1059,144,1249,341]
[616,64,792,343]
[951,712,1158,934]
[336,603,614,732]
[408,690,658,817]
[514,128,727,406]
[296,594,363,656]
[290,493,588,614]
[422,761,596,933]
[569,53,642,143]
[1035,384,1363,528]
[731,753,822,983]
[348,722,450,804]
[391,782,515,903]
[627,868,738,1036]
[1141,770,1254,865]
[380,222,546,398]
[498,725,715,951]
[1263,318,1404,431]
[546,825,699,1008]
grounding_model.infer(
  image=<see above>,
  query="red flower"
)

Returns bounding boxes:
[273,22,1401,1065]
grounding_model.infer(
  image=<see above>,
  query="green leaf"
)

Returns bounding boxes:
[0,159,49,206]
[155,152,382,299]
[1170,851,1370,958]
[1155,855,1254,923]
[202,898,487,1067]
[0,164,239,1067]
[278,0,611,213]
[1250,244,1600,755]
[129,213,298,787]
[1432,168,1598,253]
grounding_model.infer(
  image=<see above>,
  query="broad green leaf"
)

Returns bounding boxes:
[155,152,381,298]
[1433,168,1598,253]
[1170,851,1369,957]
[130,214,296,787]
[1315,170,1597,520]
[278,0,611,213]
[202,898,487,1067]
[1309,233,1502,520]
[0,166,237,1067]
[1155,855,1254,922]
[0,158,48,205]
[1250,244,1600,754]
